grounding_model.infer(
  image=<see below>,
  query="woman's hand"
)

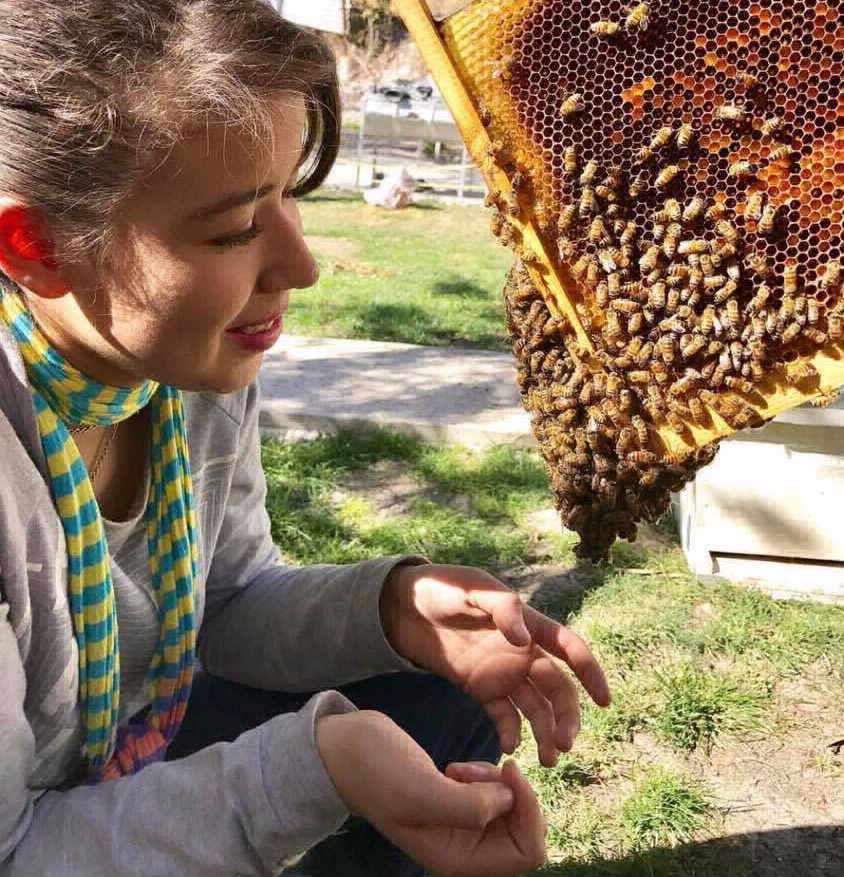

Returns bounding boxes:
[380,564,611,767]
[316,710,546,877]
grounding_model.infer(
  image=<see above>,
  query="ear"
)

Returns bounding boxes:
[0,199,71,299]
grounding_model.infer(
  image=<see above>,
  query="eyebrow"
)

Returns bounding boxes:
[189,182,278,222]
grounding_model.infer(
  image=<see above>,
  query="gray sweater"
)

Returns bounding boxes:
[0,320,428,876]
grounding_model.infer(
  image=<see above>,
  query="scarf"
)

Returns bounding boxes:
[0,291,197,782]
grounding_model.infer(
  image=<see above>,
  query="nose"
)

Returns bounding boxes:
[258,199,320,295]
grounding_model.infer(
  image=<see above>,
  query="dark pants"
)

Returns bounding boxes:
[165,671,502,876]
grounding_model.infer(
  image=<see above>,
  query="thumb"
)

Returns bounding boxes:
[407,776,515,830]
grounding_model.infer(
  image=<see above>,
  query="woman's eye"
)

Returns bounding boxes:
[211,220,264,249]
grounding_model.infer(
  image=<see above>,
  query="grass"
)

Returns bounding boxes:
[618,767,713,851]
[261,426,844,875]
[292,188,512,349]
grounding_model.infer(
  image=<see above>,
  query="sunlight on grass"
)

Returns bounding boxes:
[618,767,714,851]
[292,190,512,349]
[653,663,769,752]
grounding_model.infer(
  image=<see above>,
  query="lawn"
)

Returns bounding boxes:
[262,427,844,877]
[291,189,512,350]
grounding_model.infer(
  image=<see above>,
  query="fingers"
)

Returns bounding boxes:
[500,759,547,869]
[509,672,561,766]
[524,606,612,707]
[526,654,582,753]
[482,696,522,755]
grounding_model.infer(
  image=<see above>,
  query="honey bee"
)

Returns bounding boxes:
[810,388,841,407]
[639,244,661,273]
[713,279,738,304]
[588,216,609,243]
[820,260,841,292]
[761,116,785,138]
[503,189,520,217]
[829,313,842,341]
[726,298,740,329]
[595,184,617,202]
[563,452,591,466]
[715,219,739,243]
[563,146,579,179]
[728,160,756,180]
[747,251,772,278]
[586,260,602,289]
[590,19,620,35]
[767,144,794,163]
[620,220,637,246]
[611,298,639,314]
[570,254,591,280]
[716,105,747,123]
[650,126,674,150]
[648,283,667,310]
[637,340,655,366]
[783,264,798,296]
[628,450,658,464]
[652,221,667,242]
[560,93,585,117]
[681,335,706,359]
[580,186,596,217]
[803,327,827,344]
[558,203,578,233]
[748,283,772,313]
[705,203,727,223]
[628,415,647,445]
[703,274,727,289]
[786,362,818,384]
[665,287,681,315]
[626,2,650,31]
[736,72,761,90]
[652,358,670,382]
[758,204,779,237]
[666,409,687,435]
[744,191,766,223]
[678,239,710,255]
[477,101,492,126]
[683,196,705,223]
[635,144,654,165]
[599,247,626,273]
[557,237,575,261]
[699,306,715,336]
[490,210,504,237]
[663,224,682,259]
[627,369,651,384]
[607,271,621,296]
[655,165,681,189]
[676,124,694,150]
[781,321,801,344]
[627,176,648,206]
[579,160,598,186]
[658,334,675,363]
[604,310,624,340]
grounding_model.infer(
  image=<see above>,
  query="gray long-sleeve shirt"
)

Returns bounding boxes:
[0,320,429,876]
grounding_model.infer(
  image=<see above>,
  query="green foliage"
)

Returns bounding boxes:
[292,191,512,349]
[618,767,713,851]
[653,663,768,752]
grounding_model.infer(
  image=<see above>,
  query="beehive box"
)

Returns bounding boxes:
[396,0,844,562]
[673,395,844,603]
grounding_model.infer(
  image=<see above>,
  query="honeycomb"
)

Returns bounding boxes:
[396,0,844,561]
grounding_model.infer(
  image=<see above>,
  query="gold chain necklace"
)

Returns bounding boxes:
[69,423,118,484]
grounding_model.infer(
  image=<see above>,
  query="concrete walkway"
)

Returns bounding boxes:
[257,335,535,448]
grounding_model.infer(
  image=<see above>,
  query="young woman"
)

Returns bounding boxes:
[0,2,610,875]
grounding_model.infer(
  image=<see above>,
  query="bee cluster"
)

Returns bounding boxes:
[457,0,843,559]
[482,94,842,561]
[502,260,717,561]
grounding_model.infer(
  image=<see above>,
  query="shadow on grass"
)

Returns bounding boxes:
[432,277,494,299]
[534,824,843,877]
[349,301,506,349]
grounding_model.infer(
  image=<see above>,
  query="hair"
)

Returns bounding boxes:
[0,0,340,267]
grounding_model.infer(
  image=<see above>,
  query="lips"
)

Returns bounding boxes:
[230,311,282,333]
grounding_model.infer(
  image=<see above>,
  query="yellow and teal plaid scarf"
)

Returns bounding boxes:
[0,291,197,782]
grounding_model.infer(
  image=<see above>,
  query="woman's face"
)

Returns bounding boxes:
[36,95,319,393]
